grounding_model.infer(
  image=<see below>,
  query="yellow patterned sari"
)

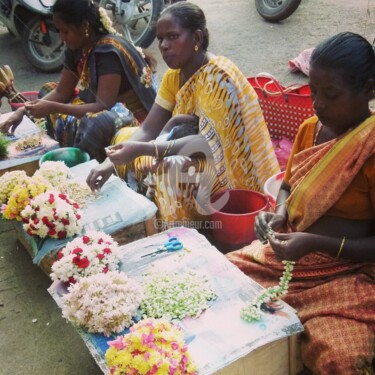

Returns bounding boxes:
[114,56,279,225]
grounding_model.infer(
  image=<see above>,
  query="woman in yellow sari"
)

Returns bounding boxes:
[87,2,279,226]
[227,32,375,374]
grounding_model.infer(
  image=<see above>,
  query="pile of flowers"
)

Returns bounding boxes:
[33,161,70,187]
[0,170,28,205]
[50,231,121,285]
[62,271,143,337]
[241,260,294,322]
[21,190,82,239]
[1,176,51,221]
[140,271,216,320]
[105,318,197,375]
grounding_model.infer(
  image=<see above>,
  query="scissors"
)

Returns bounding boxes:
[141,237,183,258]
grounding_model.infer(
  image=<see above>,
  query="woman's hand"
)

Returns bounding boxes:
[254,210,288,243]
[24,99,54,118]
[268,232,312,261]
[0,107,25,134]
[106,141,150,166]
[86,158,114,191]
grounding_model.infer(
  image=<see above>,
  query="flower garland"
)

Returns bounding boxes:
[140,271,217,320]
[33,161,70,187]
[98,7,119,35]
[1,177,51,221]
[51,231,121,285]
[62,271,143,337]
[241,260,294,322]
[105,318,197,375]
[0,170,28,205]
[21,190,82,239]
[140,66,153,88]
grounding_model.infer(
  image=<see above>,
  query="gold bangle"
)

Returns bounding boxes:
[162,139,176,158]
[150,140,159,160]
[336,236,346,258]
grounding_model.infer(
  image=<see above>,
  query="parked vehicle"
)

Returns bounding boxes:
[255,0,301,22]
[0,0,179,73]
[0,0,64,72]
[98,0,164,48]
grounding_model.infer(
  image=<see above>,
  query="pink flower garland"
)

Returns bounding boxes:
[106,318,197,375]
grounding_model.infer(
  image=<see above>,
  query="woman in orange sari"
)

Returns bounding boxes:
[227,32,375,374]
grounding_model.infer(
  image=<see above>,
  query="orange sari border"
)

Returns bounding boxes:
[287,114,375,231]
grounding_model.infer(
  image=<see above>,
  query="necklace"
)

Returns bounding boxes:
[180,52,208,86]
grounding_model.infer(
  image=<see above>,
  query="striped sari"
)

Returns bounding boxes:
[227,115,375,374]
[113,56,280,225]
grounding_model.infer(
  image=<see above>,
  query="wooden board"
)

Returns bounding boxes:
[215,336,302,375]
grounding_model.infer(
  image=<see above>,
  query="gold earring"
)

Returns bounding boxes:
[194,45,199,52]
[84,27,89,38]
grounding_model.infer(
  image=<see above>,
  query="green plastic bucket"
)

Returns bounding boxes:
[39,147,90,168]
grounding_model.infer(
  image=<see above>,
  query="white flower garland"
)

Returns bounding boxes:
[62,271,143,336]
[51,231,121,284]
[241,260,294,322]
[98,7,119,35]
[33,161,70,187]
[140,271,217,320]
[21,190,82,239]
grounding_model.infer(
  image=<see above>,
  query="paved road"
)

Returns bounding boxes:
[0,1,374,374]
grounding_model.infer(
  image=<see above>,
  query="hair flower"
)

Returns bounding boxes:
[140,66,153,88]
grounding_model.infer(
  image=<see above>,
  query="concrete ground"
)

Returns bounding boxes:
[0,0,374,374]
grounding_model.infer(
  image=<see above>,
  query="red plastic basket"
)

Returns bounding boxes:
[248,74,314,141]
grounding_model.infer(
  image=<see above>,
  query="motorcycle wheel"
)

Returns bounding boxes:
[22,16,65,73]
[99,0,163,48]
[255,0,302,22]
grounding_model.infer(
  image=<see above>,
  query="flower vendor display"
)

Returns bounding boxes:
[21,190,82,239]
[1,176,51,221]
[140,271,217,320]
[62,271,143,337]
[0,170,28,205]
[33,160,70,187]
[50,231,121,285]
[105,318,197,375]
[241,260,294,322]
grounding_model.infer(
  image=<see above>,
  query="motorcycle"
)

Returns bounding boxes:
[98,0,164,48]
[0,0,64,72]
[0,0,174,73]
[255,0,301,22]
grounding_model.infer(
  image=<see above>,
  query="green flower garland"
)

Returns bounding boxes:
[241,260,294,322]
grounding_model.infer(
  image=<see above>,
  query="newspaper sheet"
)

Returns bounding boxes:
[48,227,303,374]
[0,112,59,170]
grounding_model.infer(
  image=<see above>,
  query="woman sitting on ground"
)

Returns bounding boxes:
[0,0,156,161]
[227,32,375,374]
[87,1,279,227]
